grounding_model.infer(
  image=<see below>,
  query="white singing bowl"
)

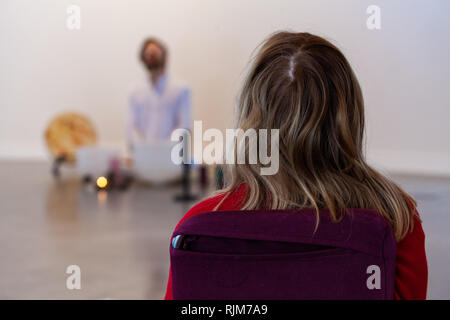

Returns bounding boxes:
[133,142,182,183]
[76,146,121,178]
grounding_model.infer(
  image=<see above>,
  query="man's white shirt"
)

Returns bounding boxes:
[127,74,191,146]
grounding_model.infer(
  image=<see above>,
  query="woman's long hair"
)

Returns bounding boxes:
[217,31,416,241]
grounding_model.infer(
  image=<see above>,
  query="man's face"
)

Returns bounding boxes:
[143,43,164,71]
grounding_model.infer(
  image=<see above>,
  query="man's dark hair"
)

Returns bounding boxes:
[139,37,167,69]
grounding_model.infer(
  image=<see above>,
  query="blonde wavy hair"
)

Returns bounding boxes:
[216,31,416,241]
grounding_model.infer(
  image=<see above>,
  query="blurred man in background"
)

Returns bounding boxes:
[127,38,191,149]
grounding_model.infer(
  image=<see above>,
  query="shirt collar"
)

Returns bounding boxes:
[149,73,168,95]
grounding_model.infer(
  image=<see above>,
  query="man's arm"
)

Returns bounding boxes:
[394,213,428,299]
[176,88,192,130]
[127,94,143,149]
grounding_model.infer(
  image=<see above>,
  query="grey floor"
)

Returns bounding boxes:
[0,161,449,299]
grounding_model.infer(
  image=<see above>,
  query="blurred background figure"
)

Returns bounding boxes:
[127,38,191,149]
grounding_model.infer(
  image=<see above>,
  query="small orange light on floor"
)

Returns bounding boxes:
[96,176,108,189]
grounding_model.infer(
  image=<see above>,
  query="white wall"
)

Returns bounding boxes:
[1,0,449,175]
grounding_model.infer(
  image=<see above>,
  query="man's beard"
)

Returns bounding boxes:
[145,61,164,72]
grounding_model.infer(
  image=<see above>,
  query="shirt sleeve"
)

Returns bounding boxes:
[394,213,428,299]
[127,94,140,148]
[176,88,192,131]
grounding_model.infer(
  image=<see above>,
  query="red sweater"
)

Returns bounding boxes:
[164,184,428,300]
